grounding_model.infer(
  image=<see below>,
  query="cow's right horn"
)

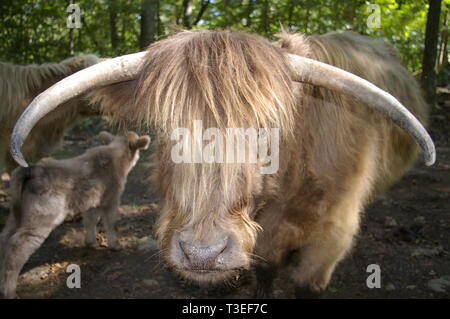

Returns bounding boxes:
[11,52,147,167]
[287,53,436,166]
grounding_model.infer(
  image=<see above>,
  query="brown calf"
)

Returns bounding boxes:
[0,131,150,298]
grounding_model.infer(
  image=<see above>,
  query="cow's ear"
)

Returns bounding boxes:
[133,136,151,150]
[98,131,114,144]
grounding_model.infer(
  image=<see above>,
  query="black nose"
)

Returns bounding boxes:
[179,238,228,268]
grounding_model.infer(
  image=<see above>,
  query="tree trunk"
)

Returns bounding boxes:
[287,0,297,27]
[421,0,442,107]
[437,6,448,73]
[157,0,163,36]
[182,0,193,29]
[261,0,270,35]
[68,0,74,55]
[69,28,74,55]
[246,0,254,27]
[109,0,119,51]
[140,0,158,49]
[193,0,210,26]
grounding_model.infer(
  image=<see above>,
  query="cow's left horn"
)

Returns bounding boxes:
[11,52,147,167]
[287,54,436,166]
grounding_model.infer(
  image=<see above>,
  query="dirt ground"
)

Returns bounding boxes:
[0,99,449,299]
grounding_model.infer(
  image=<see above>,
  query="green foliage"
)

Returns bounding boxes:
[0,0,447,72]
[0,0,141,63]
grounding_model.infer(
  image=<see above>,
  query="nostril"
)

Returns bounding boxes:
[179,241,193,261]
[179,238,228,265]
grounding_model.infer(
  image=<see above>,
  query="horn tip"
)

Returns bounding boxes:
[425,154,436,167]
[13,154,29,168]
[11,136,28,167]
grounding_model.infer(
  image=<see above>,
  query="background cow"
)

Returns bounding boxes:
[0,55,101,175]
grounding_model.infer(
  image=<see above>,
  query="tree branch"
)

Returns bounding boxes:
[193,0,210,26]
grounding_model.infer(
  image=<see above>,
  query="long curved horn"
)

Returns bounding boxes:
[11,50,435,167]
[10,52,147,167]
[287,54,436,166]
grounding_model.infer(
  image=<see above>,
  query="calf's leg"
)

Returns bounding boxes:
[0,213,18,262]
[100,203,120,250]
[0,226,56,299]
[83,209,100,248]
[0,214,18,293]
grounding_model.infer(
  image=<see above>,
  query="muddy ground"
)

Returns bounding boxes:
[0,100,449,299]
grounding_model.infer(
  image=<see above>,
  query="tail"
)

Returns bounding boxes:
[10,166,34,199]
[9,166,46,223]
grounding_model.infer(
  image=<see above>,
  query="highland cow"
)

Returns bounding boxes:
[0,54,101,175]
[9,30,435,298]
[0,131,150,298]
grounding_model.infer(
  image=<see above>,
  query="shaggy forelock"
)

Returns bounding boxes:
[130,29,296,135]
[128,30,296,223]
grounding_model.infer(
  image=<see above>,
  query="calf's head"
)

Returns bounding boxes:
[99,131,150,173]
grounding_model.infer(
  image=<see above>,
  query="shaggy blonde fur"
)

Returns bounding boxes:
[0,55,100,173]
[89,30,429,294]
